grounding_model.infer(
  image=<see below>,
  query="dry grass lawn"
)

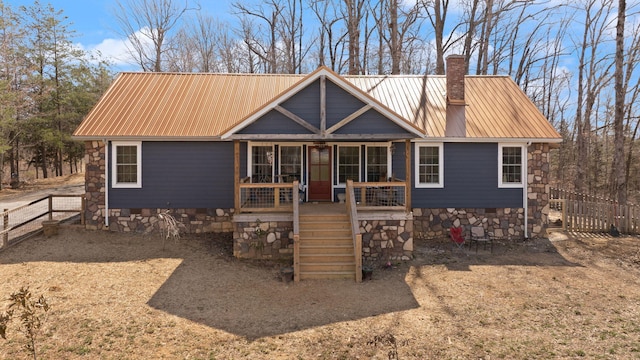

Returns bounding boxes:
[0,226,639,359]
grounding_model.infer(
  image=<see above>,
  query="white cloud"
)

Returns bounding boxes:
[89,37,134,67]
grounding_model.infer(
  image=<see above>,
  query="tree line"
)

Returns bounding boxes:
[2,0,639,206]
[0,0,112,188]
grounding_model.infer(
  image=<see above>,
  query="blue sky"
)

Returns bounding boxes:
[9,0,238,70]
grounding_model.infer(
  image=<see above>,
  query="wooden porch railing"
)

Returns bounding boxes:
[550,188,639,234]
[292,181,301,282]
[238,182,296,213]
[351,181,408,212]
[346,180,363,283]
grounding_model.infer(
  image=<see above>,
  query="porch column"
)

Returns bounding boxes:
[234,140,240,213]
[405,139,412,211]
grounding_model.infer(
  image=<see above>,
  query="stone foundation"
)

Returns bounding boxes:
[413,207,524,240]
[528,143,551,237]
[107,208,234,234]
[233,218,294,259]
[232,216,414,261]
[84,141,107,230]
[360,219,413,262]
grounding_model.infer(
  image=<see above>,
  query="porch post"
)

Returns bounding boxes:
[405,139,412,211]
[234,140,240,213]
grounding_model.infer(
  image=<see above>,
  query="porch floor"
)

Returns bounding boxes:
[300,202,347,215]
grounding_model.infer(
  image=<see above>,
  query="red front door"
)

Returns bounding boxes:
[308,146,331,201]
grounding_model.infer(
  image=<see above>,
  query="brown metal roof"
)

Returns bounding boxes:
[73,70,561,141]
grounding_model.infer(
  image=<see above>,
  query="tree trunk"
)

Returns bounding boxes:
[612,0,626,205]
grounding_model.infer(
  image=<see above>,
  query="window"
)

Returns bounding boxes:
[338,146,360,183]
[415,143,443,188]
[112,141,141,188]
[366,146,388,182]
[251,145,273,183]
[279,146,302,182]
[499,145,524,187]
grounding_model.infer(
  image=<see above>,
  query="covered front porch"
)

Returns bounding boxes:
[232,165,414,282]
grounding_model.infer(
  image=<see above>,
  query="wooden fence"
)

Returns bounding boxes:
[0,194,85,251]
[550,188,639,234]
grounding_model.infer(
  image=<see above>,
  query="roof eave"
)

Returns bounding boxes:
[72,135,225,142]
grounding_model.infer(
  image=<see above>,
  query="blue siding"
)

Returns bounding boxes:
[238,110,313,134]
[391,141,406,180]
[412,143,523,208]
[110,142,235,209]
[280,79,321,129]
[326,81,366,128]
[334,109,412,135]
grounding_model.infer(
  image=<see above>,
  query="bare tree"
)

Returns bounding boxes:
[572,0,615,194]
[343,0,365,74]
[113,0,193,72]
[233,0,283,73]
[308,0,348,72]
[611,0,626,205]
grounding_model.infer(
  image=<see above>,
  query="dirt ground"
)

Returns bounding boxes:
[0,176,640,359]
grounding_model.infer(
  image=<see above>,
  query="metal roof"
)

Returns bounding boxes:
[73,70,561,141]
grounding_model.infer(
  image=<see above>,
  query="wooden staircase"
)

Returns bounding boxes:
[298,212,356,280]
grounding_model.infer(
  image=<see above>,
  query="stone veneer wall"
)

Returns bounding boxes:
[528,143,551,238]
[84,141,107,230]
[413,208,524,240]
[233,219,294,259]
[232,217,413,261]
[109,208,233,234]
[360,219,413,262]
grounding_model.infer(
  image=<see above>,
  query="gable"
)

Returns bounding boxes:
[332,109,411,135]
[223,67,424,140]
[325,80,367,128]
[237,109,315,135]
[279,79,321,129]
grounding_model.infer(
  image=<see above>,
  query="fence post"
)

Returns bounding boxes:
[81,195,86,225]
[3,209,8,248]
[48,195,53,220]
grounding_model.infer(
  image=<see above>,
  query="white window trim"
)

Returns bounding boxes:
[414,143,444,188]
[365,143,392,182]
[498,143,526,188]
[247,142,275,182]
[336,144,361,186]
[111,141,142,189]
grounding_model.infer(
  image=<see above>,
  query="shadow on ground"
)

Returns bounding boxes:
[146,258,420,340]
[2,226,599,341]
[0,225,420,340]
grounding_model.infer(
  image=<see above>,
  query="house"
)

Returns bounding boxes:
[73,55,561,279]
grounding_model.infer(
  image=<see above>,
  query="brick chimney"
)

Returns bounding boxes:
[445,54,466,137]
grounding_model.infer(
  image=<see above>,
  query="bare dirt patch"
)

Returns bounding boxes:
[1,226,639,359]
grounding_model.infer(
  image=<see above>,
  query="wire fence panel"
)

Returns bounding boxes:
[0,195,84,251]
[239,183,295,212]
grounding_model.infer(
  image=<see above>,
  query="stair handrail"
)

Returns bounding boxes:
[346,180,363,282]
[292,180,300,282]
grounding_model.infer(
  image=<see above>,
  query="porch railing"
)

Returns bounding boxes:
[346,180,363,282]
[238,182,296,213]
[292,181,301,282]
[351,181,407,211]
